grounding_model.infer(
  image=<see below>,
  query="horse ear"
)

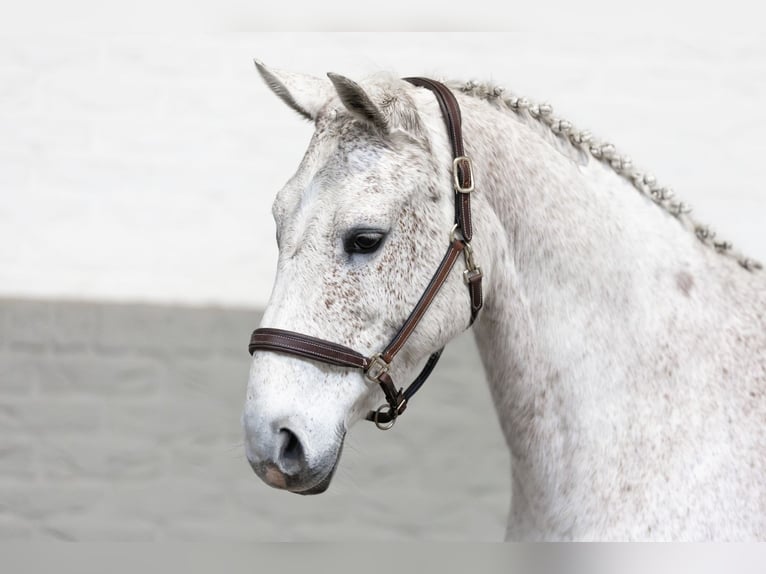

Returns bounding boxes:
[327,72,389,133]
[254,60,333,121]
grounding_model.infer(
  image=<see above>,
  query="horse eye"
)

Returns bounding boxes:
[344,230,386,255]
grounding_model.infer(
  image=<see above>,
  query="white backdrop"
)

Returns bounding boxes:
[1,26,765,307]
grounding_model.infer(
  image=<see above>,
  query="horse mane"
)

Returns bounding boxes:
[437,78,762,271]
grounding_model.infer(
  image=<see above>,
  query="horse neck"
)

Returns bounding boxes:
[459,95,738,519]
[464,95,705,345]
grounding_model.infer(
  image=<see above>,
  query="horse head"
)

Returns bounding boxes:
[242,63,478,494]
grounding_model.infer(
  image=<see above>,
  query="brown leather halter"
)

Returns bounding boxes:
[248,77,483,430]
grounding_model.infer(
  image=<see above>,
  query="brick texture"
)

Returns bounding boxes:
[0,298,509,541]
[0,32,764,308]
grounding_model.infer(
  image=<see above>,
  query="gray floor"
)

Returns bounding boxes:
[0,298,509,541]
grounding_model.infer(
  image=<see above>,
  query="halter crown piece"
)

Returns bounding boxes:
[248,78,483,430]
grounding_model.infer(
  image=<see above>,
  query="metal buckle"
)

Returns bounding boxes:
[365,353,390,384]
[453,156,474,193]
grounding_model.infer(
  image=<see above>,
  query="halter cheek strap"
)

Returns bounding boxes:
[248,77,483,429]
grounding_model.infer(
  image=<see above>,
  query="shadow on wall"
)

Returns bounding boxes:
[0,298,508,541]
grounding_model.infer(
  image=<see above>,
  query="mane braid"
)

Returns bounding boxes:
[445,79,762,272]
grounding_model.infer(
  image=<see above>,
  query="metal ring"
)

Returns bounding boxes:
[373,405,396,431]
[449,223,463,244]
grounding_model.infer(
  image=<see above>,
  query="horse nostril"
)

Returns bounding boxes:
[277,427,304,468]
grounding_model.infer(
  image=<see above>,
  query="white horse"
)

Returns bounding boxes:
[242,62,766,541]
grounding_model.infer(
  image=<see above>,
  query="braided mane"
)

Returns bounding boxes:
[446,79,762,271]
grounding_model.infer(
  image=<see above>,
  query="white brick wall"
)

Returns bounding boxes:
[1,31,764,308]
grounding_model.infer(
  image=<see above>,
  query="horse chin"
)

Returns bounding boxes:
[290,441,343,496]
[293,471,334,495]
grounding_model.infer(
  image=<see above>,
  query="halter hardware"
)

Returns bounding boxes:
[453,156,474,193]
[365,353,390,384]
[373,405,397,431]
[449,223,482,286]
[248,77,484,430]
[461,242,481,282]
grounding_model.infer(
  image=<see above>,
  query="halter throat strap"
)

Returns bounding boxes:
[248,77,483,429]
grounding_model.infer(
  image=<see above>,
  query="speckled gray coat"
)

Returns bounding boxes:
[242,63,766,541]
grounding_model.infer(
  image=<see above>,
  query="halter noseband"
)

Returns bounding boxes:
[248,78,483,430]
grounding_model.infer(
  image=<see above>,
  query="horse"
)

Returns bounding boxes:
[241,61,766,541]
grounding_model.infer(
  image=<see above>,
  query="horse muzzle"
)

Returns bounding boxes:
[243,415,344,495]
